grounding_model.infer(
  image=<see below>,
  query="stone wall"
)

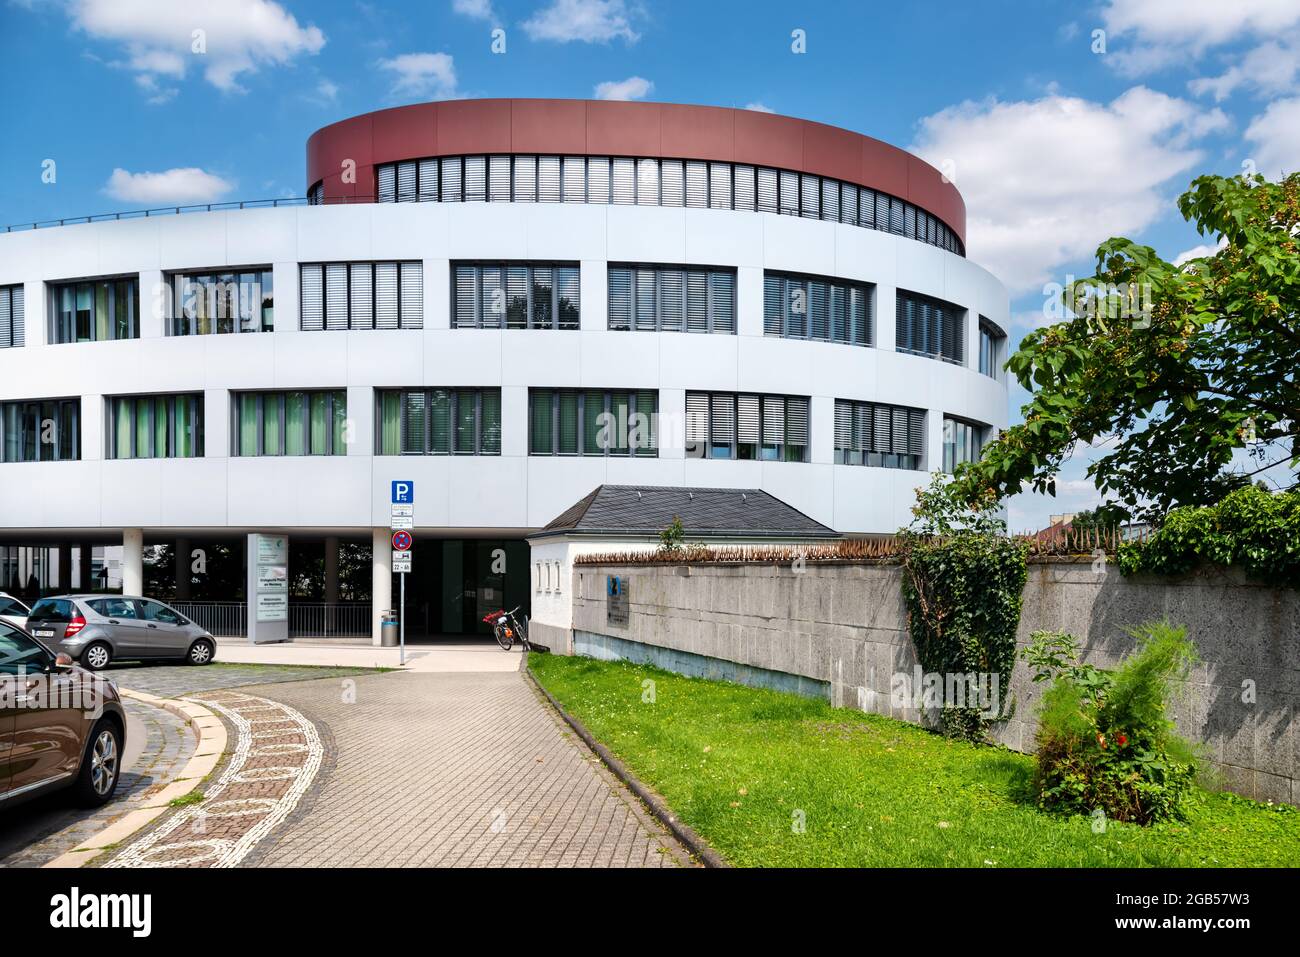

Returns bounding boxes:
[569,559,1299,804]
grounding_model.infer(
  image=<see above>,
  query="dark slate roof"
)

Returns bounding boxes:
[529,485,839,540]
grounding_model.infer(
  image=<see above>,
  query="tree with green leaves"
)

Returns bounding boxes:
[950,172,1299,521]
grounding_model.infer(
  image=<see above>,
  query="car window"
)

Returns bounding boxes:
[89,597,138,619]
[138,600,183,625]
[27,598,73,622]
[0,623,52,675]
[0,596,28,615]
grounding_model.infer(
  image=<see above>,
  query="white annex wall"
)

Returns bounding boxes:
[0,201,1008,536]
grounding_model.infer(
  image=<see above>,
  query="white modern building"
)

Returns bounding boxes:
[0,98,1008,643]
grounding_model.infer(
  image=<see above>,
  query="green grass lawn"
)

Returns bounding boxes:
[530,653,1299,867]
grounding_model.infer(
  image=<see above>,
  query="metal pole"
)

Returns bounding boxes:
[400,571,406,666]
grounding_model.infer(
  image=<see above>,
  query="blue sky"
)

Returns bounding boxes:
[2,0,1296,529]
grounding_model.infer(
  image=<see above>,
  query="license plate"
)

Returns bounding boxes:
[33,629,54,638]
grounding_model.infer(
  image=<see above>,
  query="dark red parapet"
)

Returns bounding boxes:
[305,98,965,244]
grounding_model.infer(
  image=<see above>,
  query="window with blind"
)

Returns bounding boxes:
[375,389,501,455]
[307,181,324,205]
[0,285,24,349]
[168,269,273,335]
[833,399,925,470]
[979,317,1006,381]
[763,271,873,345]
[106,394,203,459]
[49,277,138,344]
[1,398,79,462]
[607,265,735,333]
[452,263,580,330]
[232,391,347,456]
[528,389,657,456]
[373,155,964,255]
[685,391,810,462]
[299,262,422,331]
[942,416,987,473]
[895,290,966,364]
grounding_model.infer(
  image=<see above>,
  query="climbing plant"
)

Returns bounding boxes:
[899,475,1029,742]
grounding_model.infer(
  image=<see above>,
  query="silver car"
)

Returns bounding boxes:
[23,595,217,670]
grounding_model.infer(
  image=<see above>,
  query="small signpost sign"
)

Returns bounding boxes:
[391,484,414,663]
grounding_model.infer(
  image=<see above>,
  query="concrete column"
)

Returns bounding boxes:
[324,536,340,604]
[57,544,72,591]
[174,537,191,600]
[371,528,391,646]
[79,544,93,590]
[122,529,144,596]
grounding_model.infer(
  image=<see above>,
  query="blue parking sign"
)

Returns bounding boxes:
[391,480,414,504]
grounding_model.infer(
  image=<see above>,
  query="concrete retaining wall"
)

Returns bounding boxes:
[568,560,1299,804]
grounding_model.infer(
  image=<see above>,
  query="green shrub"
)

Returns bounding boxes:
[1027,621,1199,824]
[1120,486,1300,584]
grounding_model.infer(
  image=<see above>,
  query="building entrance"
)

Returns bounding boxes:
[399,539,530,640]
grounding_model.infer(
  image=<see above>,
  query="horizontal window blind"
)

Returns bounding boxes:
[0,285,25,348]
[453,262,580,329]
[607,264,735,334]
[299,262,422,330]
[686,390,811,462]
[763,271,874,346]
[834,398,926,470]
[896,289,965,364]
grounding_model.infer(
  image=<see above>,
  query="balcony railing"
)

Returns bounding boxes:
[173,600,372,640]
[3,195,374,233]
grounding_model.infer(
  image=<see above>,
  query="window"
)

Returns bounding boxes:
[453,263,579,330]
[138,599,184,625]
[232,391,347,456]
[943,417,987,473]
[979,317,1006,381]
[0,398,79,462]
[685,391,809,462]
[763,271,873,345]
[528,389,657,456]
[168,269,273,335]
[49,277,138,344]
[376,388,501,455]
[834,399,926,470]
[0,624,50,675]
[307,181,324,205]
[895,290,966,364]
[607,265,735,333]
[88,597,137,619]
[299,262,422,330]
[373,155,965,255]
[0,285,24,349]
[106,394,203,459]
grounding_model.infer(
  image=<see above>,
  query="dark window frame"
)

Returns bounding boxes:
[105,393,204,460]
[685,390,811,463]
[298,261,423,331]
[231,390,347,457]
[452,261,580,330]
[763,270,874,346]
[47,276,139,345]
[0,397,80,463]
[833,398,926,471]
[607,263,737,334]
[527,388,658,457]
[374,388,502,456]
[166,268,274,336]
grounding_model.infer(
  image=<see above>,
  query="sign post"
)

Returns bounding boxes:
[390,482,414,665]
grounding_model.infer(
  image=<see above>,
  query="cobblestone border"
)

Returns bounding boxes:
[525,665,726,868]
[42,691,227,869]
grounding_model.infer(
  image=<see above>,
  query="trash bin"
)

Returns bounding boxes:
[381,611,399,647]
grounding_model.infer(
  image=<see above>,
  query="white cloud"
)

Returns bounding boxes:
[1172,237,1227,266]
[68,0,325,94]
[594,76,652,101]
[909,87,1229,293]
[1101,0,1300,72]
[1188,33,1300,101]
[105,167,234,204]
[1244,96,1300,179]
[743,102,774,113]
[378,52,457,99]
[452,0,495,21]
[522,0,640,44]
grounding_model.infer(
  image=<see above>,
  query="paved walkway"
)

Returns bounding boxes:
[213,641,526,673]
[231,670,690,867]
[100,662,376,698]
[0,696,197,867]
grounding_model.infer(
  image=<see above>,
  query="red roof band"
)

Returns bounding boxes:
[305,98,966,245]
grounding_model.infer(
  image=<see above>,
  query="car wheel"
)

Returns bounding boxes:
[72,719,122,807]
[187,638,215,666]
[81,642,112,671]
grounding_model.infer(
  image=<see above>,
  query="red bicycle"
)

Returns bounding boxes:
[482,606,530,651]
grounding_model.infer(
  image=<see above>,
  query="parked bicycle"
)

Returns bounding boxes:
[482,606,530,651]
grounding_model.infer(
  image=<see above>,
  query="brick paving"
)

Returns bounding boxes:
[239,671,691,867]
[0,696,197,867]
[101,662,374,698]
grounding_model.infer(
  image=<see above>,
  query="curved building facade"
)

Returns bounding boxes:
[0,99,1008,640]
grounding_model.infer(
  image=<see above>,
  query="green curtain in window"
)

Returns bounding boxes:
[134,398,151,458]
[530,390,554,454]
[558,391,578,455]
[582,391,604,455]
[238,395,259,456]
[114,398,133,459]
[175,397,193,458]
[285,393,305,455]
[96,282,110,342]
[380,392,402,455]
[154,396,169,458]
[332,391,347,454]
[635,391,656,456]
[455,390,476,453]
[309,393,328,454]
[263,394,281,456]
[480,391,501,454]
[430,390,451,454]
[609,393,630,453]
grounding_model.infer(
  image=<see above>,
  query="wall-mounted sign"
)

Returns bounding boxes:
[607,575,629,626]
